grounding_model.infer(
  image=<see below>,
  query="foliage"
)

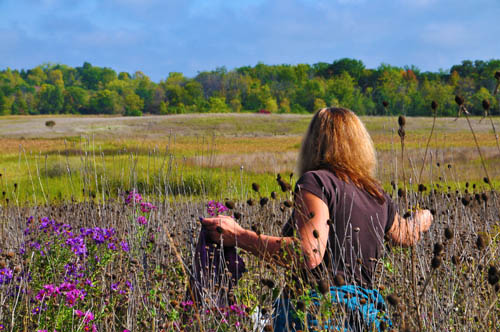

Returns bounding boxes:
[1,59,499,116]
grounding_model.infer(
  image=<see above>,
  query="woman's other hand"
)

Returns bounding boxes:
[201,215,246,247]
[388,209,433,246]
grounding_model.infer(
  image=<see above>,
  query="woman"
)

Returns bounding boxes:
[202,107,433,331]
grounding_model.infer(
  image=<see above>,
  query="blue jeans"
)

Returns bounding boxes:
[273,285,392,332]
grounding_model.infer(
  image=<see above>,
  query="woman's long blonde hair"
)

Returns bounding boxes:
[297,107,384,203]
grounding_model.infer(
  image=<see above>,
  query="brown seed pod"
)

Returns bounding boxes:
[225,201,235,210]
[398,115,406,127]
[444,227,454,240]
[283,200,293,208]
[247,199,255,206]
[433,243,444,256]
[398,128,405,139]
[233,211,242,220]
[398,188,404,197]
[461,196,470,206]
[488,265,500,286]
[418,184,427,192]
[455,95,465,106]
[334,273,345,287]
[270,191,277,199]
[261,278,275,288]
[482,99,490,110]
[483,177,490,184]
[476,234,487,250]
[387,294,400,306]
[481,192,488,202]
[318,280,329,294]
[259,197,269,207]
[382,101,389,108]
[312,229,319,238]
[431,256,442,269]
[431,100,438,110]
[252,183,260,192]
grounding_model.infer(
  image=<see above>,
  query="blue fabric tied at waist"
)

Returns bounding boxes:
[273,285,392,332]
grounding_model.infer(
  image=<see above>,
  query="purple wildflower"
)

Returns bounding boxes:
[120,241,129,252]
[0,268,13,284]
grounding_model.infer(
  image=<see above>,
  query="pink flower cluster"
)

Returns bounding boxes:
[75,310,96,331]
[206,200,228,217]
[35,282,85,308]
[124,190,142,205]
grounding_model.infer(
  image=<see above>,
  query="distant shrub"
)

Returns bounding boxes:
[125,109,142,116]
[45,120,56,128]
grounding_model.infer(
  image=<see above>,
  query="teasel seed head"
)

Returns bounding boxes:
[433,242,444,256]
[259,197,269,207]
[387,294,400,306]
[483,177,490,184]
[455,95,465,106]
[262,278,275,288]
[488,266,499,285]
[431,100,438,110]
[318,280,329,294]
[444,227,454,240]
[334,273,346,287]
[418,184,427,192]
[431,256,442,269]
[476,234,487,250]
[225,200,235,210]
[312,229,319,238]
[270,191,277,199]
[398,115,406,127]
[252,183,260,192]
[482,99,490,110]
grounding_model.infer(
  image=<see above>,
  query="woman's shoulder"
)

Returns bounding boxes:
[295,169,339,199]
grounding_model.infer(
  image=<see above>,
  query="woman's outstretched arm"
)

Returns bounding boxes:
[201,190,330,269]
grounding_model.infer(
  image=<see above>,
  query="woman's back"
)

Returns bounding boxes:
[283,169,396,286]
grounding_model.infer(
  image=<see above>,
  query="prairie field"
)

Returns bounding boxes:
[0,114,499,331]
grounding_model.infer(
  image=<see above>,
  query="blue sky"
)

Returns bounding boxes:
[1,0,499,81]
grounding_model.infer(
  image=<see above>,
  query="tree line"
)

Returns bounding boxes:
[0,59,499,116]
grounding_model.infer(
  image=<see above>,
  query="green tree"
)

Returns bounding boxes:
[124,92,144,116]
[208,96,229,113]
[37,84,64,114]
[89,89,120,114]
[63,87,89,114]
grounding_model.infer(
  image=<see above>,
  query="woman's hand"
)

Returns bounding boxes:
[414,209,433,234]
[388,209,434,246]
[201,215,246,247]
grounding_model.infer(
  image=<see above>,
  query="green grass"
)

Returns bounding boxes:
[1,114,499,204]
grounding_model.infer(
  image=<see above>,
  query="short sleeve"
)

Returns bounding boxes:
[294,171,330,207]
[384,193,397,233]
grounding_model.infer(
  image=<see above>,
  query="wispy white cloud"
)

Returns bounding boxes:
[0,0,499,80]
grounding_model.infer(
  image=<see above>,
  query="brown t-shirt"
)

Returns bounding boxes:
[282,169,396,287]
